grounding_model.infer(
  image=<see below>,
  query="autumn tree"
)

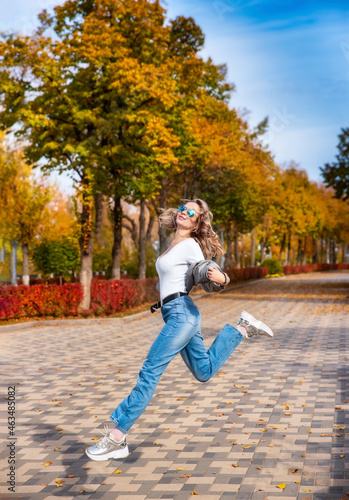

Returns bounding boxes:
[0,136,52,285]
[0,0,181,304]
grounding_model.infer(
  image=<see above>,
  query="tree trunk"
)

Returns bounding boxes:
[224,227,232,269]
[94,192,104,245]
[326,236,330,263]
[313,238,319,264]
[302,236,307,265]
[146,214,155,243]
[138,200,147,280]
[79,184,94,310]
[260,239,266,264]
[241,234,245,268]
[159,186,170,255]
[342,243,346,263]
[279,233,286,264]
[111,197,122,280]
[250,228,256,267]
[10,240,17,286]
[234,229,240,269]
[21,243,30,286]
[297,236,302,265]
[123,214,138,247]
[286,233,291,265]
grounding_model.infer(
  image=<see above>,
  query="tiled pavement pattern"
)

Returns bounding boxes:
[1,270,348,500]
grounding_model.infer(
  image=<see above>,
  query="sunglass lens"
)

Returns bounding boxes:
[187,209,195,218]
[178,205,186,213]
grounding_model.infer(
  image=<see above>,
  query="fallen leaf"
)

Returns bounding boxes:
[80,489,86,493]
[43,462,52,467]
[277,483,286,489]
[234,384,244,388]
[303,489,311,492]
[231,463,239,468]
[243,446,251,449]
[91,437,100,441]
[225,401,235,405]
[191,492,199,496]
[268,444,275,447]
[66,475,75,478]
[256,466,262,470]
[176,468,184,471]
[180,473,191,478]
[289,468,298,474]
[112,469,122,474]
[216,413,225,417]
[54,447,61,451]
[335,406,342,409]
[153,442,160,445]
[340,454,345,458]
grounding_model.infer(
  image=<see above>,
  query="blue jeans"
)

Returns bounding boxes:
[110,295,243,433]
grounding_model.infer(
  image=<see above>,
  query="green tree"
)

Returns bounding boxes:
[33,238,79,281]
[321,127,349,200]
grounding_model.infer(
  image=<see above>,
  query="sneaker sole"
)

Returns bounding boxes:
[241,310,274,337]
[85,445,130,461]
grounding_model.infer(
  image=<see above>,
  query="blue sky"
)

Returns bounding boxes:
[1,0,349,188]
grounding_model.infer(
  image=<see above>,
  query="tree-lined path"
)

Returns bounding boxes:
[1,270,348,500]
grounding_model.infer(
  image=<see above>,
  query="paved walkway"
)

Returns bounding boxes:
[1,270,348,500]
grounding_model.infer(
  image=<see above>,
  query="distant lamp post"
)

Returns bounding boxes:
[10,240,17,286]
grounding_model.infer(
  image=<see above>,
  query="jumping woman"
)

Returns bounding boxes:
[86,199,273,461]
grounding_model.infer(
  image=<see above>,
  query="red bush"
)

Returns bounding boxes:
[0,283,82,319]
[90,277,158,315]
[282,263,349,275]
[225,266,269,283]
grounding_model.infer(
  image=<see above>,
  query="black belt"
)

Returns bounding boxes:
[150,292,188,313]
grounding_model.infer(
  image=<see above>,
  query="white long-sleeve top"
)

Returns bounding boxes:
[155,238,204,301]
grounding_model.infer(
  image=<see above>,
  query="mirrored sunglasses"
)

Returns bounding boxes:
[178,205,196,218]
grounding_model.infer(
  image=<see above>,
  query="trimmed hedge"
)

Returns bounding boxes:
[90,277,159,315]
[0,283,83,319]
[282,263,349,275]
[225,266,269,283]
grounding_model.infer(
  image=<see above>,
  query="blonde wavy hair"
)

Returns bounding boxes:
[159,199,223,259]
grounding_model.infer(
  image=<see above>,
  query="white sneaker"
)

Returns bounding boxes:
[85,427,129,461]
[237,310,274,338]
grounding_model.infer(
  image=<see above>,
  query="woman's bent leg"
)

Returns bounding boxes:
[110,307,198,433]
[180,324,243,382]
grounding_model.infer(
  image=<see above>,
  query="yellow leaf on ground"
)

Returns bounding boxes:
[80,489,86,493]
[43,462,52,467]
[231,463,239,467]
[277,483,286,489]
[243,446,251,449]
[112,469,122,474]
[191,492,199,495]
[234,385,244,388]
[176,468,184,471]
